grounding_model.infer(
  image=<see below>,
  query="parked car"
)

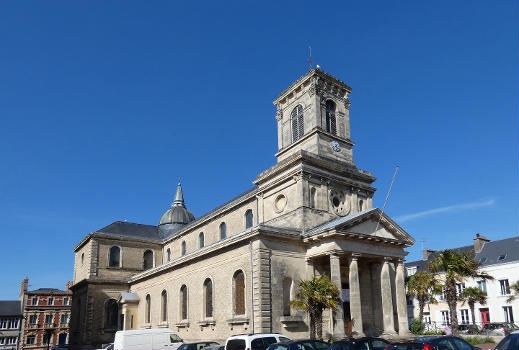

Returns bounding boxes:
[458,324,481,335]
[493,330,519,350]
[179,342,221,350]
[96,344,114,350]
[481,322,519,336]
[267,339,329,350]
[225,333,291,350]
[330,337,389,350]
[201,345,225,350]
[113,328,183,350]
[383,336,481,350]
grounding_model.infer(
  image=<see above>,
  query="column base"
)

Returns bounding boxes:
[382,330,397,336]
[398,329,410,336]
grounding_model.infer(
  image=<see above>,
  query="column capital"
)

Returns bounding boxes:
[350,253,361,261]
[383,256,394,263]
[329,250,342,258]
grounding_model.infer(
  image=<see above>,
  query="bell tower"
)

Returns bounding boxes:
[274,67,354,164]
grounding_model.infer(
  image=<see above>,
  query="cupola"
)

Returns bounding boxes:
[158,181,195,238]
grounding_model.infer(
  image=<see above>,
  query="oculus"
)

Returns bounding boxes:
[329,188,350,216]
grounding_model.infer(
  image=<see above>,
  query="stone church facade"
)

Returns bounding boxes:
[69,68,415,347]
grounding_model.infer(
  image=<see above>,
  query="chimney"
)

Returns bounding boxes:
[423,249,436,261]
[474,233,490,253]
[19,276,28,299]
[65,281,73,291]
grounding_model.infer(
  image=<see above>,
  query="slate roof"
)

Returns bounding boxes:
[405,235,519,272]
[95,221,161,241]
[27,288,72,295]
[0,301,21,316]
[305,208,378,235]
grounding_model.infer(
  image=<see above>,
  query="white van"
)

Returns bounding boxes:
[225,334,290,350]
[114,328,183,350]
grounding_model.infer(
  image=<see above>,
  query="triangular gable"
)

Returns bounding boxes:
[306,208,415,246]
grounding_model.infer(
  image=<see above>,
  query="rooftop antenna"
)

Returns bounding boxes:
[308,46,313,69]
[374,165,400,235]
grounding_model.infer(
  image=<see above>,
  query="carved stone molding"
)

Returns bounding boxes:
[275,109,283,121]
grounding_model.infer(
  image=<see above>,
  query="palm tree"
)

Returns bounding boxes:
[406,270,442,322]
[461,287,487,326]
[506,280,519,303]
[429,250,493,336]
[291,275,340,339]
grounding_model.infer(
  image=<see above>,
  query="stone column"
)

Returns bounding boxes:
[381,257,396,334]
[370,262,383,331]
[306,257,315,279]
[395,259,410,335]
[349,253,364,336]
[330,253,345,338]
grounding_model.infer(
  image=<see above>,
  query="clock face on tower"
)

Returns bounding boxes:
[331,140,341,152]
[329,188,351,216]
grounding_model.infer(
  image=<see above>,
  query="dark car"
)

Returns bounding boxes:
[384,336,481,350]
[494,331,519,350]
[179,342,221,350]
[201,345,224,350]
[481,322,519,336]
[267,339,329,350]
[330,337,389,350]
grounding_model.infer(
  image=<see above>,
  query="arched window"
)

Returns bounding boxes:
[291,105,304,142]
[203,278,213,318]
[105,299,118,329]
[245,210,253,229]
[325,100,337,135]
[219,222,227,240]
[282,277,292,316]
[161,290,167,322]
[199,232,205,248]
[109,246,120,267]
[181,241,186,256]
[233,270,245,315]
[145,295,151,323]
[180,285,188,320]
[166,248,171,262]
[143,250,153,270]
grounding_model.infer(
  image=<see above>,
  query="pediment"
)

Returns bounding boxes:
[304,208,415,246]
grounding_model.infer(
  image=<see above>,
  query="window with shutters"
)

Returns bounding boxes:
[325,100,337,135]
[233,270,245,315]
[204,279,213,318]
[291,105,304,142]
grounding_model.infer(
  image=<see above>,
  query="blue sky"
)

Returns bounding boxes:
[0,1,517,299]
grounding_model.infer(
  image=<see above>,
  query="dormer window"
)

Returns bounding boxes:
[498,254,506,261]
[325,100,336,135]
[291,105,304,142]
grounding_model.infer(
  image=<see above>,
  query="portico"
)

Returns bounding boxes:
[303,209,413,337]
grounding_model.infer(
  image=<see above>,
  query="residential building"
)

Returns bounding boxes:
[0,301,22,350]
[19,278,72,350]
[70,67,416,348]
[405,234,519,328]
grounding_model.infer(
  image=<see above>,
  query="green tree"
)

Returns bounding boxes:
[506,280,519,303]
[291,275,340,339]
[429,250,493,336]
[461,287,487,326]
[406,270,442,322]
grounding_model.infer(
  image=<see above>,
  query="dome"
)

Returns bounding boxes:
[158,181,195,227]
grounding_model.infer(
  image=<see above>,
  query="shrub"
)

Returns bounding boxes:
[461,336,495,345]
[410,319,425,335]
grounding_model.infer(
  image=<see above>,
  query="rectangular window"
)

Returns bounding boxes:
[460,309,470,324]
[441,310,450,325]
[63,297,69,306]
[456,283,466,297]
[439,288,446,301]
[8,318,18,329]
[423,312,431,324]
[29,315,38,324]
[7,337,17,344]
[45,315,53,324]
[504,306,514,323]
[60,314,68,324]
[500,279,510,295]
[27,335,36,345]
[477,280,487,293]
[48,297,54,306]
[406,266,417,276]
[32,297,38,306]
[0,318,7,329]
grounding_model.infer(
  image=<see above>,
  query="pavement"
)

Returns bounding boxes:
[474,344,495,350]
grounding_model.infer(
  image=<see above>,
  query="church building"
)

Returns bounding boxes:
[69,68,415,347]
